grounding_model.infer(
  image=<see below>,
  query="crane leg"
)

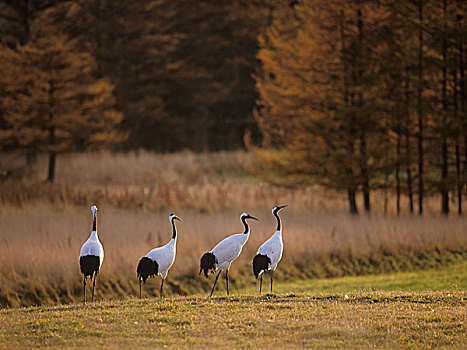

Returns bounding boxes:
[270,271,274,293]
[160,278,164,299]
[210,270,222,297]
[91,272,97,302]
[225,270,229,296]
[259,275,263,294]
[83,276,86,304]
[139,278,142,299]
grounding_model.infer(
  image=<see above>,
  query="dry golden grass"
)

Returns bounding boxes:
[0,150,451,215]
[0,151,466,307]
[0,203,465,307]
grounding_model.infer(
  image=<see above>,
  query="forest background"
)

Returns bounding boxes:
[0,0,466,308]
[0,0,466,215]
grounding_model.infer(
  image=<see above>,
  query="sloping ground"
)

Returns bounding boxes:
[266,260,467,294]
[0,291,465,349]
[1,248,465,308]
[0,263,466,349]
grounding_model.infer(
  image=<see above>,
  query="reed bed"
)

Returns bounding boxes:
[0,150,451,215]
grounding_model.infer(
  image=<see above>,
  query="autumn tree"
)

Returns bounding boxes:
[156,0,271,151]
[252,0,392,214]
[48,0,175,151]
[49,0,271,152]
[393,0,467,215]
[427,0,467,215]
[0,16,123,182]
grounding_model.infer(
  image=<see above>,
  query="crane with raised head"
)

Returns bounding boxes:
[79,205,104,303]
[200,212,258,297]
[137,213,182,298]
[253,205,288,293]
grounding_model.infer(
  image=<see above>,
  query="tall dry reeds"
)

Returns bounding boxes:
[0,204,465,307]
[0,150,453,215]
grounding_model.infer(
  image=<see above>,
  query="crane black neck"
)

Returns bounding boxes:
[241,216,249,234]
[171,218,177,239]
[273,210,281,232]
[92,212,97,232]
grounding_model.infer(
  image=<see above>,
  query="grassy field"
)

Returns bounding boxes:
[0,264,465,349]
[0,151,466,307]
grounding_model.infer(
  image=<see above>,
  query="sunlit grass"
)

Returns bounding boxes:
[257,261,467,295]
[0,290,465,349]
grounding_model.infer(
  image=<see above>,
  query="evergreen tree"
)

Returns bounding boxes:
[0,15,123,182]
[252,0,391,214]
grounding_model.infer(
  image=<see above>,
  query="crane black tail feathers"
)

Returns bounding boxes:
[80,255,100,278]
[200,252,217,278]
[253,254,271,279]
[137,257,159,283]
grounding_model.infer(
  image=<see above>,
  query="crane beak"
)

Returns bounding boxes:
[174,216,182,222]
[248,215,259,221]
[278,204,288,210]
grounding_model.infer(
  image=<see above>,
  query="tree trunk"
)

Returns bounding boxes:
[356,5,370,214]
[456,141,462,214]
[417,0,424,215]
[404,66,414,214]
[360,131,370,213]
[441,0,449,215]
[458,9,467,211]
[396,126,401,216]
[384,174,389,216]
[339,9,358,216]
[362,184,370,213]
[348,189,358,215]
[47,123,56,183]
[47,152,56,183]
[454,66,462,215]
[441,140,449,215]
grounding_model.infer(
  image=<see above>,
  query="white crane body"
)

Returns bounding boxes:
[256,230,283,271]
[80,233,104,267]
[253,205,287,293]
[145,238,176,279]
[137,213,181,298]
[79,205,104,303]
[210,233,249,270]
[200,212,258,296]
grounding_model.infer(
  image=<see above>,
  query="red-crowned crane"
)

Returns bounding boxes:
[200,212,258,297]
[79,205,104,303]
[137,213,182,298]
[253,205,288,293]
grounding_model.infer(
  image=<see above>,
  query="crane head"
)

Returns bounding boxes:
[241,212,259,221]
[169,213,182,222]
[91,205,98,213]
[272,204,288,215]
